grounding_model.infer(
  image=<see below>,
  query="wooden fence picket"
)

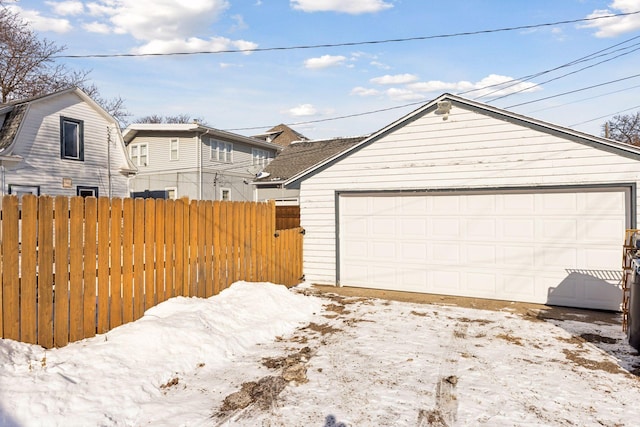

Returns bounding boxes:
[0,195,302,348]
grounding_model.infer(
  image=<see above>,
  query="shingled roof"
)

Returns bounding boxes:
[256,136,367,183]
[252,124,309,147]
[0,103,28,151]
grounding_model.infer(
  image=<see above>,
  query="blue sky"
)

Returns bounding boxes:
[7,0,640,140]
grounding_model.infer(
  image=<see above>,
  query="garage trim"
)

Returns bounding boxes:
[334,183,636,286]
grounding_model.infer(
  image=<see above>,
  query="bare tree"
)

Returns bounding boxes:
[603,112,640,146]
[0,3,130,124]
[135,114,205,124]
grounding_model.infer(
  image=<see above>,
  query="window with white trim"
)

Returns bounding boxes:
[60,117,84,161]
[252,148,273,167]
[130,143,148,166]
[169,138,179,161]
[220,188,231,201]
[77,186,98,198]
[8,184,40,198]
[165,187,177,200]
[210,139,233,163]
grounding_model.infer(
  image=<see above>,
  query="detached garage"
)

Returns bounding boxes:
[292,94,640,312]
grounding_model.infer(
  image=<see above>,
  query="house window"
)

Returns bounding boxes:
[60,117,84,161]
[130,143,148,166]
[169,138,179,161]
[252,148,273,167]
[220,188,231,201]
[165,187,177,200]
[77,186,98,197]
[8,184,40,199]
[210,139,233,163]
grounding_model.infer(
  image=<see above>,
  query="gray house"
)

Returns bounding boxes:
[0,87,136,198]
[123,123,282,201]
[254,136,366,205]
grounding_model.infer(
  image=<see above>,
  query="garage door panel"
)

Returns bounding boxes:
[401,242,427,261]
[502,219,535,241]
[400,218,427,237]
[542,247,577,267]
[432,218,460,238]
[542,192,577,211]
[466,272,496,293]
[502,193,534,212]
[585,191,625,212]
[339,189,627,311]
[542,219,578,240]
[466,219,496,239]
[467,245,496,264]
[432,270,461,292]
[585,219,625,241]
[501,274,536,298]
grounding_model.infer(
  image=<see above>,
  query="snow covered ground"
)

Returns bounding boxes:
[1,281,639,426]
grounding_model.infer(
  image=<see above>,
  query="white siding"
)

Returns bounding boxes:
[7,91,130,198]
[300,105,640,285]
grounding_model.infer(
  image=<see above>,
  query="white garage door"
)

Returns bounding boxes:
[339,189,629,311]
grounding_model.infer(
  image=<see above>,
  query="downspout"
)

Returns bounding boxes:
[107,125,112,198]
[198,127,211,200]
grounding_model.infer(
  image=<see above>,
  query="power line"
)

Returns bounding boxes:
[486,43,640,102]
[570,104,640,126]
[52,11,640,59]
[466,34,640,100]
[504,73,640,108]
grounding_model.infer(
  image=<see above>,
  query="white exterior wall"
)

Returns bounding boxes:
[300,105,640,285]
[7,91,131,198]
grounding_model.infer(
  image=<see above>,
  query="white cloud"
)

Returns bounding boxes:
[581,1,640,37]
[351,87,380,96]
[287,104,318,117]
[304,55,347,69]
[370,61,391,70]
[8,5,72,33]
[370,74,419,85]
[230,14,248,32]
[385,88,425,101]
[77,1,261,55]
[291,0,393,14]
[83,21,111,34]
[406,74,541,98]
[46,1,84,16]
[132,37,258,55]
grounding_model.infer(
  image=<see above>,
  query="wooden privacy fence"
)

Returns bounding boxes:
[0,195,304,348]
[275,205,300,229]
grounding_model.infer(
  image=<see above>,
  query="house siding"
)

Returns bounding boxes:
[5,91,130,198]
[128,130,277,201]
[300,105,640,285]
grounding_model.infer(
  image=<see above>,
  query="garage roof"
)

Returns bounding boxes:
[286,93,640,188]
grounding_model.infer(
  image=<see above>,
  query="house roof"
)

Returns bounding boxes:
[252,124,309,147]
[123,123,283,151]
[0,87,137,172]
[285,92,640,188]
[254,135,367,184]
[0,103,28,151]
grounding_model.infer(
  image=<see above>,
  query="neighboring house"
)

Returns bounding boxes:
[291,93,640,313]
[252,124,309,147]
[254,136,366,205]
[123,123,282,201]
[0,87,136,198]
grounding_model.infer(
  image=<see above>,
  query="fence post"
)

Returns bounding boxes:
[83,196,97,340]
[53,195,69,347]
[109,198,123,329]
[20,195,38,344]
[37,196,54,348]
